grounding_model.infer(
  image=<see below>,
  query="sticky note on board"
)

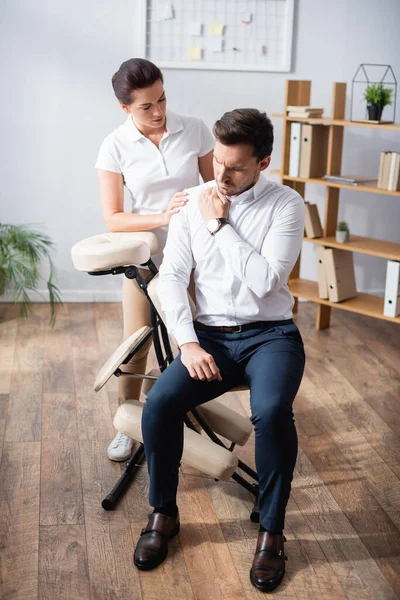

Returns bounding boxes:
[161,3,174,20]
[188,46,202,60]
[240,12,252,24]
[210,38,224,52]
[189,22,203,36]
[261,45,267,55]
[210,22,225,36]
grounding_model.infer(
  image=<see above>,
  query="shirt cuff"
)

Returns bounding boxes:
[172,323,199,348]
[214,223,241,250]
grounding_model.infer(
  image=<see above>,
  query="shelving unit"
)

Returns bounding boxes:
[273,79,400,329]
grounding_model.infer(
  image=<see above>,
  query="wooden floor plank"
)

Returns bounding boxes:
[40,393,84,526]
[0,304,18,395]
[80,440,142,600]
[178,465,247,600]
[42,305,75,395]
[0,394,9,465]
[72,346,114,442]
[0,442,40,600]
[38,525,90,600]
[4,306,46,442]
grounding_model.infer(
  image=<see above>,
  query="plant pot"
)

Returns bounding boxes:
[367,104,383,121]
[336,230,349,243]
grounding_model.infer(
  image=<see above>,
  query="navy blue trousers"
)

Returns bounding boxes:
[142,320,305,533]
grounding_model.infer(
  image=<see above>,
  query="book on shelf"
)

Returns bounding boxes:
[316,246,329,299]
[323,174,377,185]
[378,151,400,190]
[289,122,302,177]
[287,106,325,112]
[384,260,400,318]
[388,152,400,191]
[288,111,324,118]
[299,124,329,178]
[323,249,357,303]
[304,202,323,238]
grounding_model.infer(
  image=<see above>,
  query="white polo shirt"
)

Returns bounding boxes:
[95,110,214,265]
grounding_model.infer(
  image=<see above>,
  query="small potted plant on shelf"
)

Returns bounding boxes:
[363,84,393,121]
[336,221,350,243]
[0,223,62,325]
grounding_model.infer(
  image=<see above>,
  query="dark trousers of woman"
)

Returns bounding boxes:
[141,319,305,533]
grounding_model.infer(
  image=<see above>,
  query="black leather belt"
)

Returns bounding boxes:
[194,319,293,333]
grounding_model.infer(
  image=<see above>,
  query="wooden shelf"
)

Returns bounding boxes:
[272,114,400,131]
[276,80,400,330]
[269,172,400,197]
[289,278,400,324]
[304,235,400,261]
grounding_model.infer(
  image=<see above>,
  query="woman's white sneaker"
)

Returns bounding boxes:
[107,431,134,461]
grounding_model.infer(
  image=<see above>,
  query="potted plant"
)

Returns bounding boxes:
[336,221,350,243]
[363,84,393,121]
[0,223,62,325]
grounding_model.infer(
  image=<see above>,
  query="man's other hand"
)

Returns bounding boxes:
[199,187,230,223]
[180,342,222,382]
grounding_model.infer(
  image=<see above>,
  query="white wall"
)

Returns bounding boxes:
[1,0,399,301]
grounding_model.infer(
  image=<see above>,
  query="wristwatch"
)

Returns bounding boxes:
[206,217,229,235]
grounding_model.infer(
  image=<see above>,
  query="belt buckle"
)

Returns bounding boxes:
[234,324,242,333]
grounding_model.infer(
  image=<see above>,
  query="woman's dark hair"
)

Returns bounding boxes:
[213,108,274,160]
[112,58,163,105]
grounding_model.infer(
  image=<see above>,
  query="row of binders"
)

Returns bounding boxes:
[377,151,400,191]
[289,123,329,178]
[316,249,400,317]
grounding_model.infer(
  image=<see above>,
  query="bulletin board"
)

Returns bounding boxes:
[134,0,295,72]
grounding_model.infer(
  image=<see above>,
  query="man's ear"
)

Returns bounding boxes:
[120,102,130,114]
[258,156,271,172]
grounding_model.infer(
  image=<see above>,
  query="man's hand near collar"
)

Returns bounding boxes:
[180,342,222,382]
[199,186,230,222]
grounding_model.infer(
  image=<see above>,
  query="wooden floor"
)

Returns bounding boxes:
[1,302,400,600]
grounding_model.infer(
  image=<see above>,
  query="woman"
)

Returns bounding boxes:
[96,58,214,461]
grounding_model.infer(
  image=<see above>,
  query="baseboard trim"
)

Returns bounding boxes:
[0,289,123,303]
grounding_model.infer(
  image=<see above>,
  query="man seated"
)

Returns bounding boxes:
[133,108,305,593]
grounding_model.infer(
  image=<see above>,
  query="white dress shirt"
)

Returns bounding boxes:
[95,110,214,265]
[158,175,305,347]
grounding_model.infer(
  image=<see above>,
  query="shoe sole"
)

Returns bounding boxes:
[249,568,285,593]
[134,524,180,571]
[107,453,132,462]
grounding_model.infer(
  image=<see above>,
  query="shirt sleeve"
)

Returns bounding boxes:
[95,136,122,173]
[198,119,214,158]
[214,192,305,299]
[158,209,198,347]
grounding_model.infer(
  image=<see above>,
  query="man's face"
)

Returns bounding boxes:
[213,140,270,198]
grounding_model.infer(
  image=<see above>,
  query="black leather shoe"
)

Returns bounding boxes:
[133,511,180,571]
[250,531,287,593]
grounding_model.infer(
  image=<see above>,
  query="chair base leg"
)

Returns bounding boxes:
[102,443,145,511]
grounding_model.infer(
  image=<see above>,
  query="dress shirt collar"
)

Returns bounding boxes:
[226,175,269,205]
[124,110,183,143]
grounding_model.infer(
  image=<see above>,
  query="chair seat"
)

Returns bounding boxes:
[71,232,158,272]
[94,326,152,392]
[113,400,238,481]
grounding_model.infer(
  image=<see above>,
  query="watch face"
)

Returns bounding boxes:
[207,218,220,234]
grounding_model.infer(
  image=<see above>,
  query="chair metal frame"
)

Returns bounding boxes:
[90,259,260,521]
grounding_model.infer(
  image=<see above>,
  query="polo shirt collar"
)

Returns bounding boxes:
[124,110,183,142]
[165,110,184,135]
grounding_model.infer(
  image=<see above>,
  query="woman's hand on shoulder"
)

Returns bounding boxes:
[163,190,188,224]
